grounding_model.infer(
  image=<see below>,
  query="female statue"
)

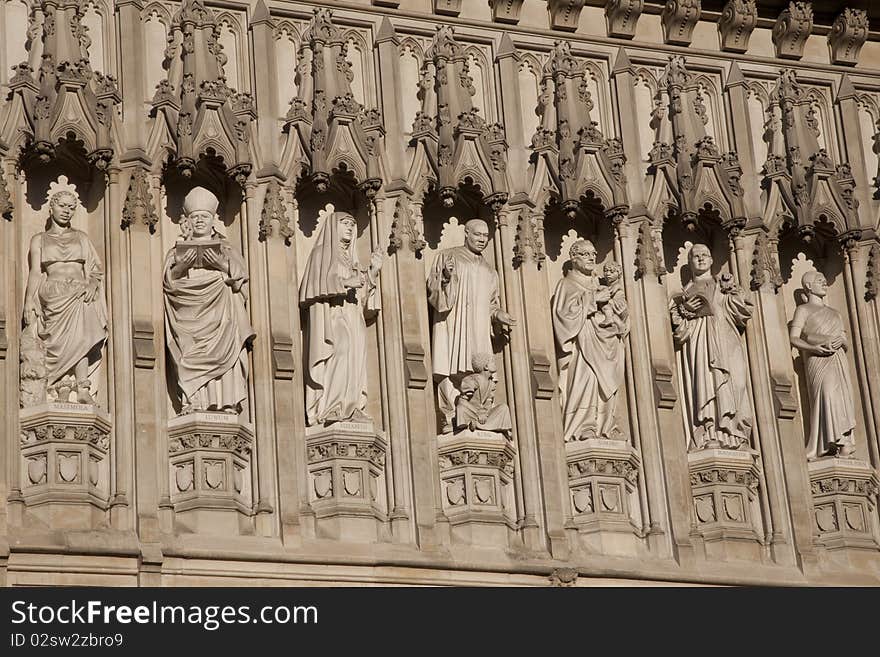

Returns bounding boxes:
[21,189,108,405]
[163,187,255,415]
[299,212,383,426]
[789,271,856,459]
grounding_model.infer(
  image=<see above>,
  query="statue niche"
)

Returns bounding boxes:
[299,211,384,426]
[20,184,108,407]
[670,243,754,451]
[163,187,255,414]
[427,218,515,435]
[789,270,856,459]
[552,239,629,442]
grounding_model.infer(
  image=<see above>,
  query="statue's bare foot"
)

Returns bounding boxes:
[838,442,855,458]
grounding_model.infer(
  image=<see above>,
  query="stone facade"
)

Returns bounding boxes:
[1,0,880,587]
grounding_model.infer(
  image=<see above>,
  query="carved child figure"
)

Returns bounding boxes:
[454,353,512,438]
[598,261,628,335]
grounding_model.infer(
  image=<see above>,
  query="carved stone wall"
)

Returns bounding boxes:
[2,0,880,586]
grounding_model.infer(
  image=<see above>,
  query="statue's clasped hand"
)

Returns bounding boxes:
[81,279,101,303]
[441,255,455,283]
[201,248,229,272]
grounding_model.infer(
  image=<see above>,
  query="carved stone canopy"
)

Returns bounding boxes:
[282,8,385,199]
[760,68,858,238]
[3,0,120,172]
[646,56,745,233]
[150,0,256,187]
[408,25,508,212]
[530,40,628,220]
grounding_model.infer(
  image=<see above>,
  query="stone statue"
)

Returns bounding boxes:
[299,211,383,426]
[454,353,512,437]
[427,219,516,433]
[552,240,629,442]
[789,271,856,459]
[21,187,108,406]
[163,187,255,414]
[670,244,753,450]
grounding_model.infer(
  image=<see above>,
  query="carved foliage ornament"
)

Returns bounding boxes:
[661,0,701,47]
[866,244,880,301]
[259,180,294,243]
[750,231,782,292]
[121,168,158,233]
[548,1,587,33]
[605,0,644,39]
[0,169,11,220]
[635,219,663,279]
[489,0,525,24]
[772,1,813,60]
[388,196,426,255]
[718,0,757,54]
[828,8,869,67]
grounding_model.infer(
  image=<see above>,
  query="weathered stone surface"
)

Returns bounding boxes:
[1,0,880,587]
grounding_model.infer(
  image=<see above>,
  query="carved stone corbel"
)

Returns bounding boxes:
[772,1,813,60]
[433,0,461,16]
[718,0,757,53]
[661,0,701,46]
[548,0,586,32]
[828,8,869,67]
[490,0,525,24]
[605,0,643,39]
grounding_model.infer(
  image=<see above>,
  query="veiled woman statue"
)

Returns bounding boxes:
[21,188,108,405]
[789,271,856,459]
[299,211,383,426]
[670,244,753,451]
[163,187,255,415]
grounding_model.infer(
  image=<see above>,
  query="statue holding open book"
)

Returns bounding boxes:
[670,244,753,451]
[163,187,255,415]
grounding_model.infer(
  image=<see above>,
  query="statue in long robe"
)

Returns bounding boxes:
[300,212,382,426]
[163,187,255,415]
[21,189,108,405]
[552,240,629,442]
[670,244,753,451]
[427,219,516,433]
[789,271,856,459]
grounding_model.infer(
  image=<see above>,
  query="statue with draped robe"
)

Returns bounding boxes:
[552,240,629,442]
[789,271,856,459]
[300,211,383,426]
[427,219,516,434]
[163,187,255,415]
[21,188,108,406]
[670,244,753,451]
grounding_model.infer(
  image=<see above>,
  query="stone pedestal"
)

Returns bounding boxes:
[565,439,642,554]
[688,449,763,560]
[167,413,254,534]
[808,458,880,551]
[19,403,112,528]
[437,430,517,546]
[306,422,387,542]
